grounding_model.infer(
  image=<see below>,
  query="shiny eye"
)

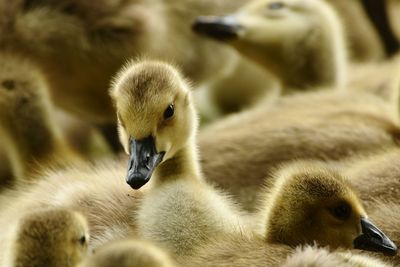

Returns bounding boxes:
[163,104,174,119]
[268,2,285,10]
[79,236,86,246]
[330,203,351,221]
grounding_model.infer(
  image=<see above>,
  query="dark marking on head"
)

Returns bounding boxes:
[121,65,176,103]
[296,173,343,198]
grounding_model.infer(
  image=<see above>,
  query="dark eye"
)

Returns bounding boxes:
[79,235,86,246]
[163,104,174,119]
[2,80,15,91]
[268,2,285,10]
[330,203,351,221]
[60,3,78,14]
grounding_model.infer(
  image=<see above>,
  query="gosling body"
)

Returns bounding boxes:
[199,89,400,211]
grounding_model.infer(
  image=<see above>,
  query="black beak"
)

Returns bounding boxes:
[353,218,397,256]
[126,136,165,190]
[192,15,242,40]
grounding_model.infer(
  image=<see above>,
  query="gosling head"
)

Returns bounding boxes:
[0,52,53,133]
[193,0,339,50]
[12,208,89,267]
[79,239,176,267]
[110,60,196,189]
[193,0,344,85]
[0,52,65,166]
[264,162,397,256]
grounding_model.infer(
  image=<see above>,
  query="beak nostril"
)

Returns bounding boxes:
[145,154,151,170]
[128,158,134,170]
[371,232,383,241]
[2,79,15,90]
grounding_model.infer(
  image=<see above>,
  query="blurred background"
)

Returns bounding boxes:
[0,0,399,190]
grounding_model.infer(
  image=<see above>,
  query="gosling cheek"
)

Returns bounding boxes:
[156,140,172,159]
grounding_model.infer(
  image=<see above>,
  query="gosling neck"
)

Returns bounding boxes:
[10,107,69,166]
[250,20,347,92]
[153,139,201,185]
[282,28,346,91]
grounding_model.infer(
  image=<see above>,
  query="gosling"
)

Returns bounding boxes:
[2,208,89,267]
[111,60,245,256]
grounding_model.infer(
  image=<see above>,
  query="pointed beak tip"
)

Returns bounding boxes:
[353,218,398,256]
[192,16,218,28]
[125,172,149,190]
[192,17,213,34]
[127,180,147,190]
[192,16,207,29]
[192,16,241,40]
[389,247,398,256]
